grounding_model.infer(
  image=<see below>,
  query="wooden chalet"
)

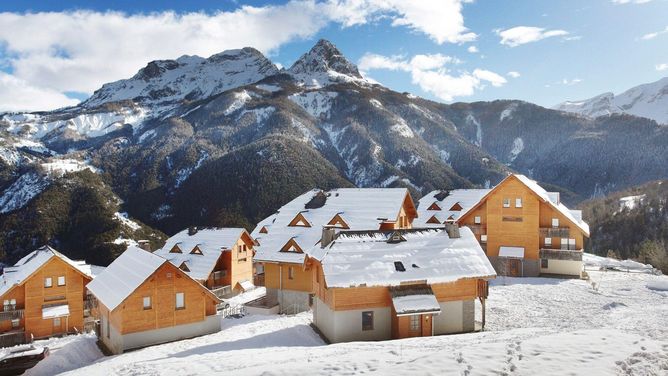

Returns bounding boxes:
[154,227,255,299]
[457,174,590,277]
[308,227,496,343]
[0,246,95,347]
[86,246,220,354]
[252,188,417,313]
[414,189,490,227]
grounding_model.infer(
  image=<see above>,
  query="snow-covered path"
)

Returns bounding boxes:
[25,268,668,375]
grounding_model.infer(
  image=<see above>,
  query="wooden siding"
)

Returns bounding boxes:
[1,257,91,339]
[115,262,218,335]
[264,262,312,292]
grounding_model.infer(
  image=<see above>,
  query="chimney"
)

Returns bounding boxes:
[321,226,336,248]
[188,226,198,236]
[137,240,151,252]
[444,223,460,238]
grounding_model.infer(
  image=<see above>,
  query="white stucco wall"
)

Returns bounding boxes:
[314,297,391,343]
[433,301,463,335]
[541,259,583,276]
[121,315,220,352]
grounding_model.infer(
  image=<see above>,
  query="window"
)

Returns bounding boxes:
[515,198,522,208]
[410,315,420,331]
[480,234,488,243]
[503,198,511,208]
[44,277,52,288]
[561,238,568,250]
[545,237,552,247]
[213,271,223,281]
[362,311,374,331]
[53,317,61,327]
[11,319,19,328]
[474,216,481,224]
[57,276,65,286]
[569,238,576,250]
[288,267,294,280]
[175,292,185,310]
[238,258,247,263]
[541,259,549,269]
[143,296,152,310]
[552,218,559,228]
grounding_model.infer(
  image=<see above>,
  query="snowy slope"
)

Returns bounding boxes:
[554,76,668,124]
[288,39,369,87]
[25,260,668,376]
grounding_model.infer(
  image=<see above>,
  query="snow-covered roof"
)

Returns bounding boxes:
[390,286,441,316]
[86,246,167,311]
[42,304,69,319]
[154,228,249,281]
[0,245,93,298]
[414,189,490,227]
[313,227,496,288]
[252,188,414,264]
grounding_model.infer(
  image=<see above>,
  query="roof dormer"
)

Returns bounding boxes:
[387,231,407,244]
[259,226,269,234]
[169,244,182,253]
[327,213,350,229]
[449,202,463,211]
[288,212,311,227]
[280,238,304,253]
[426,215,441,224]
[190,246,203,255]
[179,262,190,272]
[427,202,441,211]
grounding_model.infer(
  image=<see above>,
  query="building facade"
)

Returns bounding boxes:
[86,246,220,354]
[0,246,93,346]
[457,174,590,277]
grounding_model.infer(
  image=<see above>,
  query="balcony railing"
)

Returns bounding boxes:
[0,331,26,347]
[211,285,233,299]
[540,227,570,238]
[0,308,24,322]
[539,248,583,261]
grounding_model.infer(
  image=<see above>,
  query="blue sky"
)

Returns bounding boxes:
[0,0,667,111]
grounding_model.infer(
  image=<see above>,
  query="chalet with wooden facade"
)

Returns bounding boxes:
[86,246,220,354]
[252,188,417,312]
[0,246,94,347]
[414,189,490,227]
[308,227,495,343]
[457,174,590,277]
[154,227,255,298]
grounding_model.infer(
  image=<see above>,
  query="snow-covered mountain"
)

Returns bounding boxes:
[1,39,668,266]
[554,77,668,124]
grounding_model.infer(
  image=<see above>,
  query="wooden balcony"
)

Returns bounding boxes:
[539,248,583,261]
[540,227,570,238]
[0,308,24,322]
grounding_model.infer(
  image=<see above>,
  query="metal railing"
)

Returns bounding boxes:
[219,305,246,318]
[0,308,24,322]
[280,302,309,315]
[211,285,233,299]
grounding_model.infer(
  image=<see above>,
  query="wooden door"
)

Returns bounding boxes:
[52,317,64,335]
[508,259,522,277]
[407,314,422,338]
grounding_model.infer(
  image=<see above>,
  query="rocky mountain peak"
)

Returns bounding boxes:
[288,39,362,79]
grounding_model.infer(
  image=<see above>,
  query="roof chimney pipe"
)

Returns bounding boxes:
[444,223,460,238]
[321,226,336,248]
[137,240,151,252]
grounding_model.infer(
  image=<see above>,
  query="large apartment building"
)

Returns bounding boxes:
[456,174,590,277]
[252,188,417,312]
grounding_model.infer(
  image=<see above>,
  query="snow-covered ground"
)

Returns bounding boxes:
[21,261,668,375]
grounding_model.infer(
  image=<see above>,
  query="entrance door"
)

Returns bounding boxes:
[507,259,522,277]
[407,314,422,338]
[52,317,64,335]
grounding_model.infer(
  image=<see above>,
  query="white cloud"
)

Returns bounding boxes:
[0,72,79,112]
[467,45,479,53]
[656,63,668,71]
[496,26,569,47]
[559,78,583,86]
[640,26,668,40]
[612,0,653,4]
[507,71,521,78]
[0,1,477,111]
[359,52,507,102]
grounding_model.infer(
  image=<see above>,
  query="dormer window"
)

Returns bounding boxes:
[327,213,350,229]
[449,202,463,211]
[190,246,203,255]
[387,231,406,244]
[170,244,182,253]
[280,238,304,253]
[446,215,455,222]
[179,262,190,272]
[259,226,268,234]
[426,215,441,224]
[288,212,311,227]
[427,202,441,211]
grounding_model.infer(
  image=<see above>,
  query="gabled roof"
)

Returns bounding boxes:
[86,246,166,311]
[252,188,416,264]
[154,228,251,281]
[457,174,590,236]
[414,189,490,228]
[310,227,496,288]
[0,245,94,298]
